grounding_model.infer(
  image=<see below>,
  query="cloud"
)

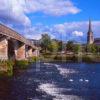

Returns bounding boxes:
[0,0,81,40]
[28,0,80,16]
[0,0,31,26]
[21,21,100,42]
[0,0,80,26]
[22,24,55,40]
[0,0,99,43]
[72,31,83,36]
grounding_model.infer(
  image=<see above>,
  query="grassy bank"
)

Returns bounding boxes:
[0,56,39,77]
[0,60,14,77]
[40,53,100,63]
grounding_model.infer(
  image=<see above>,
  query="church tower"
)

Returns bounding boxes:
[87,19,94,44]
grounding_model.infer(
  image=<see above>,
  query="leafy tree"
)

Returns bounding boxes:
[40,34,51,53]
[50,40,59,53]
[73,44,81,54]
[86,44,97,53]
[56,41,65,52]
[95,45,100,54]
[66,41,74,52]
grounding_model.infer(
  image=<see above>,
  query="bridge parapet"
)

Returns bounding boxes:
[0,24,35,48]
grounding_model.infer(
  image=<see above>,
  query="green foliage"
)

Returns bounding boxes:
[49,40,59,53]
[29,56,39,63]
[73,44,81,53]
[0,57,40,77]
[6,60,14,76]
[66,41,74,51]
[0,60,14,76]
[86,44,97,53]
[40,34,51,53]
[82,55,93,62]
[95,45,100,53]
[58,41,63,51]
[15,60,29,69]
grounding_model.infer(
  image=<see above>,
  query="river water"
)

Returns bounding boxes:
[0,62,100,100]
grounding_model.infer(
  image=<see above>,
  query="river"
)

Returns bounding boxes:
[0,62,100,100]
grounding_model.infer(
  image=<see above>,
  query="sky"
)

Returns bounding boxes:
[0,0,100,43]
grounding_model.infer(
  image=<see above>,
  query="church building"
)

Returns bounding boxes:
[87,19,100,45]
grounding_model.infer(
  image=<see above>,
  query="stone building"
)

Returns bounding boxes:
[87,19,94,44]
[87,19,100,45]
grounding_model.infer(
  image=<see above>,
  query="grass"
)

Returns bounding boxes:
[41,53,100,63]
[14,60,29,69]
[0,56,39,77]
[28,56,39,63]
[0,60,14,77]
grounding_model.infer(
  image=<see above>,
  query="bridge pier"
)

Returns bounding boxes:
[32,49,39,57]
[0,36,8,60]
[26,46,33,58]
[14,41,26,60]
[0,37,38,61]
[8,39,15,60]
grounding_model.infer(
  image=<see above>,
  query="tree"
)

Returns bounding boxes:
[66,41,74,52]
[58,41,66,52]
[86,44,96,53]
[73,44,81,54]
[95,46,100,54]
[50,40,59,53]
[40,34,51,53]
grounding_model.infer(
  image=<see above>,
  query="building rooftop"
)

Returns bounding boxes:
[94,38,100,45]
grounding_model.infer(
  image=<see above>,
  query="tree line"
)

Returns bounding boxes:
[39,34,100,54]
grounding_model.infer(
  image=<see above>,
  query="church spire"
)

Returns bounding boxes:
[88,18,92,32]
[87,19,94,44]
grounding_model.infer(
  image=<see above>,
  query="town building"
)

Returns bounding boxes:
[87,19,100,45]
[87,19,94,44]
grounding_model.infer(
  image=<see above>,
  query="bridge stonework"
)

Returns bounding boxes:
[14,42,26,60]
[26,46,33,58]
[0,24,39,61]
[0,37,8,60]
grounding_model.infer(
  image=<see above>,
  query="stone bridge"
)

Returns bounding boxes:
[0,24,39,60]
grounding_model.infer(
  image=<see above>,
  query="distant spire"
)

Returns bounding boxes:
[87,18,94,44]
[88,18,92,32]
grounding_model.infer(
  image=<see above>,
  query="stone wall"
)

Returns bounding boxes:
[0,37,8,60]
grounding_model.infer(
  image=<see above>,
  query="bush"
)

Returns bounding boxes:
[28,56,39,63]
[15,60,29,69]
[0,60,14,76]
[6,60,14,76]
[82,56,93,62]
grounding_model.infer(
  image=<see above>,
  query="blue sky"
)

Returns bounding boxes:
[30,0,100,25]
[0,0,100,43]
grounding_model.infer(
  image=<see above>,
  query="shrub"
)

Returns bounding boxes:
[0,60,14,76]
[82,56,93,62]
[15,60,29,69]
[29,56,39,63]
[6,60,14,76]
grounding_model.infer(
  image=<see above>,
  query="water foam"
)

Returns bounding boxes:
[38,83,83,100]
[56,67,78,78]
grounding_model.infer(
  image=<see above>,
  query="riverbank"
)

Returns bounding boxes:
[0,53,99,77]
[40,53,100,63]
[0,57,39,77]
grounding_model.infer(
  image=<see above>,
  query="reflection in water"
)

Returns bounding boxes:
[0,62,100,100]
[0,78,11,100]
